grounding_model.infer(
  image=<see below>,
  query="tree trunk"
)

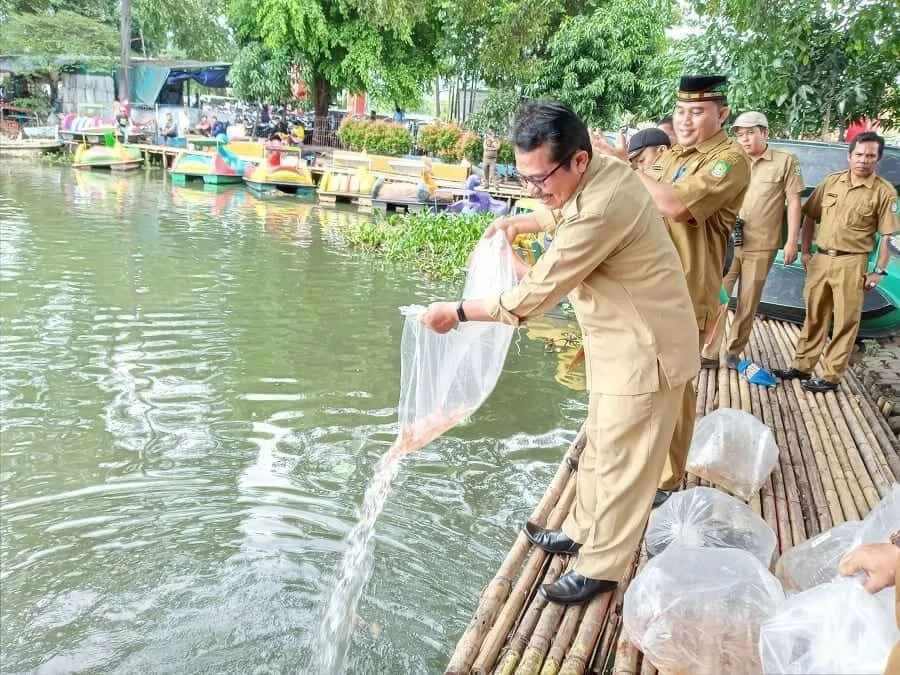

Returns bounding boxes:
[312,75,332,145]
[469,72,477,116]
[434,77,441,118]
[119,0,131,101]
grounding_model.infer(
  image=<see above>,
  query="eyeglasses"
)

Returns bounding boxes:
[517,151,576,189]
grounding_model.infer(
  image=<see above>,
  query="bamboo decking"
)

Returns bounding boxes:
[447,315,899,675]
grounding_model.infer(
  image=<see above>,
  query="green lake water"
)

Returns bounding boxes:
[0,164,586,674]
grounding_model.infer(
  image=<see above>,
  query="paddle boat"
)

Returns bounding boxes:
[745,140,900,338]
[170,150,242,185]
[241,140,316,196]
[72,134,142,171]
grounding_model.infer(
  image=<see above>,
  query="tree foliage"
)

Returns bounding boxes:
[0,10,119,59]
[685,0,900,135]
[528,0,676,128]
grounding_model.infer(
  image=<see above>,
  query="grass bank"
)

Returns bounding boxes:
[339,211,493,280]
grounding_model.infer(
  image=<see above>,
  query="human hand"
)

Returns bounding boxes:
[838,542,900,593]
[801,252,813,271]
[483,217,517,243]
[589,128,627,162]
[419,302,459,334]
[782,244,798,267]
[865,273,884,290]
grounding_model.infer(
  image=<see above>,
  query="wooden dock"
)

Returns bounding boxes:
[446,315,898,674]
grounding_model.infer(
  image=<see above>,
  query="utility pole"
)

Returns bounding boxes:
[119,0,132,101]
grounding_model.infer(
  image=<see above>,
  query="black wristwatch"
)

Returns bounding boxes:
[456,300,468,322]
[873,266,888,276]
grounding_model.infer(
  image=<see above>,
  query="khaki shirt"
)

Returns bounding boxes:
[646,129,751,329]
[483,156,699,395]
[483,136,500,161]
[803,170,899,253]
[740,147,805,252]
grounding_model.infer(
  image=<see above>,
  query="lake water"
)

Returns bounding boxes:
[0,164,585,674]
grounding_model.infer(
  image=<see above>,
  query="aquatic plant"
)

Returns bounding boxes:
[338,211,493,279]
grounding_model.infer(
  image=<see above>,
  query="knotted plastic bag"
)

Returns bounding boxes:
[853,482,899,546]
[623,546,784,675]
[686,408,779,500]
[646,486,776,566]
[759,578,899,674]
[775,520,861,592]
[388,231,518,456]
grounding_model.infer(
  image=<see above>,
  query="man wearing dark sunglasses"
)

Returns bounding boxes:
[419,101,699,605]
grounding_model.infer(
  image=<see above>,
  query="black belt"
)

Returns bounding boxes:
[817,248,860,257]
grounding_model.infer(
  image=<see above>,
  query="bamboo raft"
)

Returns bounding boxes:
[447,316,899,675]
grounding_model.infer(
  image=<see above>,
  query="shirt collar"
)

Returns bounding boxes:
[561,155,603,219]
[752,146,773,163]
[670,128,728,157]
[839,170,876,189]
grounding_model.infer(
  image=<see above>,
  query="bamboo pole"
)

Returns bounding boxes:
[845,368,900,462]
[540,604,587,675]
[840,389,900,480]
[830,391,892,499]
[609,550,647,675]
[816,392,866,520]
[820,392,881,511]
[447,428,585,674]
[589,551,640,674]
[513,566,571,675]
[472,477,578,673]
[557,592,614,675]
[494,556,566,675]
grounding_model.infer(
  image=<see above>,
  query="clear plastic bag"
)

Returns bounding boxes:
[646,486,776,566]
[759,578,899,674]
[389,231,518,456]
[686,408,779,500]
[623,546,785,675]
[775,520,861,592]
[853,482,900,546]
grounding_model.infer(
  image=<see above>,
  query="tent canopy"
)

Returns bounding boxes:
[127,59,230,105]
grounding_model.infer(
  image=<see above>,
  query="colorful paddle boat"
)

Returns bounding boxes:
[241,140,316,196]
[170,151,242,185]
[72,134,142,171]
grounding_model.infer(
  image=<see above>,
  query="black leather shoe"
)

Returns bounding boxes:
[652,489,672,509]
[772,367,811,381]
[725,353,741,370]
[565,456,578,471]
[523,521,581,555]
[540,572,617,605]
[700,356,719,370]
[801,377,838,393]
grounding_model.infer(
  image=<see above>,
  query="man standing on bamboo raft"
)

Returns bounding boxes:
[699,111,804,371]
[593,75,751,509]
[773,131,898,393]
[419,101,699,604]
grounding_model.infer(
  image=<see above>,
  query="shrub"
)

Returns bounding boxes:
[454,131,483,164]
[338,117,412,155]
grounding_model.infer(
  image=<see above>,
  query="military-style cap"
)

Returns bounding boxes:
[677,75,728,102]
[627,128,671,159]
[732,111,769,129]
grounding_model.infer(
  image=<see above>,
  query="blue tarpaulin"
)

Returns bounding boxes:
[127,61,230,105]
[166,68,229,89]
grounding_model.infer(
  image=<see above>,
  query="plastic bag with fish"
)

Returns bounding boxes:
[775,520,861,592]
[389,231,519,456]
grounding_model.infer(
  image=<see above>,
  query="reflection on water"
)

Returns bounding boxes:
[0,162,586,674]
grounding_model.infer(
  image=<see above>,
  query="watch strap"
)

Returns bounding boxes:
[456,300,468,322]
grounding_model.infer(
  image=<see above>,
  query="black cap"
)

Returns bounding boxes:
[627,128,671,159]
[677,75,728,102]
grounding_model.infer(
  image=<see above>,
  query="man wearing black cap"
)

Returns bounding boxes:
[627,127,671,173]
[593,74,750,508]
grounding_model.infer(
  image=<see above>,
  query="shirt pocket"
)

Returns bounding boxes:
[851,202,876,230]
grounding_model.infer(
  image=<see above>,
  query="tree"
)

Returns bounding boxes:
[0,10,120,57]
[685,0,900,136]
[228,0,440,124]
[227,42,293,104]
[528,0,677,128]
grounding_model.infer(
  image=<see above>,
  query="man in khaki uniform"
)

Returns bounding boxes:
[774,131,898,393]
[701,111,804,369]
[419,101,698,605]
[483,129,501,187]
[596,75,751,507]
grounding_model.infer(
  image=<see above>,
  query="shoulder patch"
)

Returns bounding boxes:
[711,159,731,178]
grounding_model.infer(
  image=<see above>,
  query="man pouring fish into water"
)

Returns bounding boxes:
[418,101,699,605]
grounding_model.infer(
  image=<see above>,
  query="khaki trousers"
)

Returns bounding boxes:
[793,253,868,383]
[658,330,701,491]
[562,384,685,580]
[483,158,497,186]
[701,247,777,361]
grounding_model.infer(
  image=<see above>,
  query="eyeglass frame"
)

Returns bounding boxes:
[517,150,578,189]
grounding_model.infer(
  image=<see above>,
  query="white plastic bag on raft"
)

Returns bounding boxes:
[686,408,779,500]
[623,546,785,675]
[645,486,776,566]
[775,520,861,592]
[759,577,899,674]
[389,231,519,456]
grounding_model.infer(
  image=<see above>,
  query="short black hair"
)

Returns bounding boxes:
[849,131,885,159]
[512,100,592,164]
[657,115,673,125]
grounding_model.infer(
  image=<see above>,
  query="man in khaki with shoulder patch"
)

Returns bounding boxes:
[419,101,698,605]
[595,75,751,508]
[701,111,804,370]
[773,131,898,393]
